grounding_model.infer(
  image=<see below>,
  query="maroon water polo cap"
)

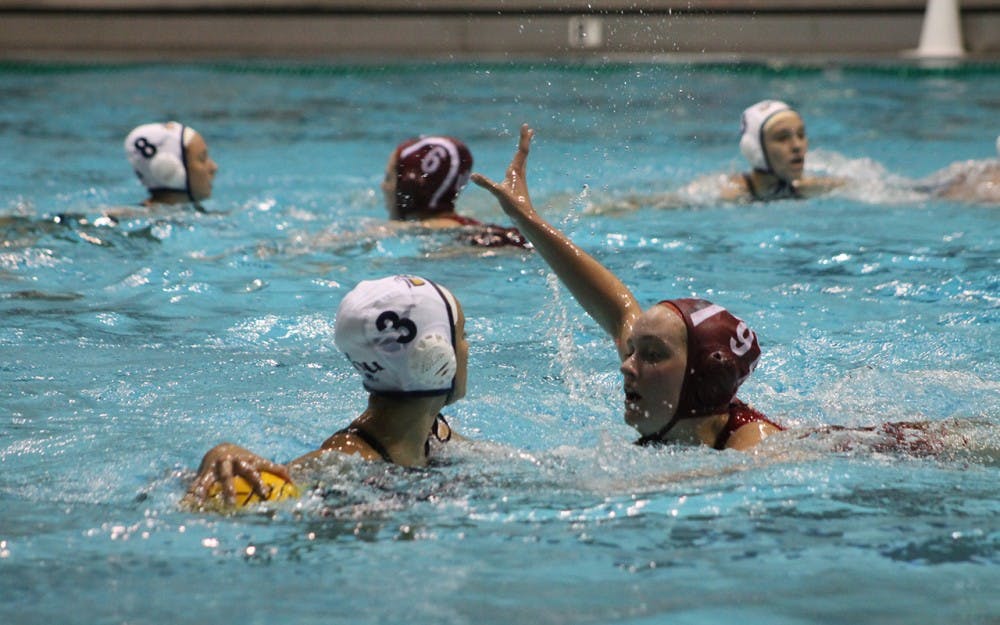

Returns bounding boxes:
[394,136,473,216]
[658,298,762,419]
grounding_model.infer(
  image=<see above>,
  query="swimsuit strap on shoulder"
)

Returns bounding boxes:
[743,173,761,200]
[337,425,394,463]
[776,178,802,199]
[744,173,800,201]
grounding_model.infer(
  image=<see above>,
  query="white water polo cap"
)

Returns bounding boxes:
[335,275,459,397]
[124,122,193,194]
[739,100,792,173]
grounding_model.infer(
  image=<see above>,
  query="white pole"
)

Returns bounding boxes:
[916,0,965,57]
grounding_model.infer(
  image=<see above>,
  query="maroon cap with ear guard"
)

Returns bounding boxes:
[659,299,761,419]
[394,136,473,216]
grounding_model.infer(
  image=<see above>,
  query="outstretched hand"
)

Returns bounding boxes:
[185,442,291,507]
[471,124,536,220]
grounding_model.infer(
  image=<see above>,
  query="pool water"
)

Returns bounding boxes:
[1,61,998,625]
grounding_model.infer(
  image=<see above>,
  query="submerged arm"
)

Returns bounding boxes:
[796,175,846,198]
[472,124,641,358]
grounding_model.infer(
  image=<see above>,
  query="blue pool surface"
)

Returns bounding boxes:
[1,61,998,625]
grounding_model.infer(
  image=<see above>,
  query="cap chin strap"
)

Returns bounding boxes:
[634,409,689,446]
[428,279,458,404]
[757,108,787,175]
[179,124,195,203]
[748,169,797,200]
[634,404,724,446]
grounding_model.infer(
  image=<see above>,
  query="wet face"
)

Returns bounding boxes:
[382,151,402,219]
[446,300,469,404]
[762,110,807,182]
[620,305,688,436]
[184,132,218,201]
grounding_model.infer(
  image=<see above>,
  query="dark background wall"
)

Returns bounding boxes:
[2,1,998,60]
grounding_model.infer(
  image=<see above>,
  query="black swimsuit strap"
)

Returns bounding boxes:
[337,425,393,463]
[743,172,760,200]
[745,172,800,201]
[775,178,801,199]
[337,415,452,465]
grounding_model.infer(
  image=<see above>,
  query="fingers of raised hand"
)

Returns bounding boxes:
[517,124,534,155]
[471,125,534,203]
[508,125,533,178]
[470,173,497,193]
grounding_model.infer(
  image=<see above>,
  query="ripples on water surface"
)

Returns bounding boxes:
[1,61,998,625]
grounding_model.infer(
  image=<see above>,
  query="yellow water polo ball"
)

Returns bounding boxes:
[206,471,300,509]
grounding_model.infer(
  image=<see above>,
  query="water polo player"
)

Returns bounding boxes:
[186,275,468,507]
[721,100,842,202]
[921,133,1000,204]
[474,125,783,450]
[124,121,218,207]
[383,135,529,248]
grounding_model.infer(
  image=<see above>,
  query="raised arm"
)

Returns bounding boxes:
[472,124,641,359]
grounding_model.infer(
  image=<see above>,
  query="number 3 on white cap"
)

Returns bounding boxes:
[376,311,417,344]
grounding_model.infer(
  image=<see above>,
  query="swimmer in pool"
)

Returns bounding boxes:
[185,275,468,507]
[32,121,217,234]
[263,136,528,256]
[124,121,218,208]
[383,136,529,248]
[600,100,843,211]
[918,134,1000,204]
[719,100,843,202]
[474,125,783,451]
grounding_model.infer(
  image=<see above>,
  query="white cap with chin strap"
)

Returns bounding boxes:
[124,121,193,197]
[739,100,792,173]
[335,275,458,397]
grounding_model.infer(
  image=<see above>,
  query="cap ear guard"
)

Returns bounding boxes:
[689,349,742,411]
[124,122,190,193]
[148,151,187,190]
[408,332,458,388]
[739,128,765,172]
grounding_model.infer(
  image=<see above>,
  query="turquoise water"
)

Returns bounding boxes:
[1,61,999,625]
